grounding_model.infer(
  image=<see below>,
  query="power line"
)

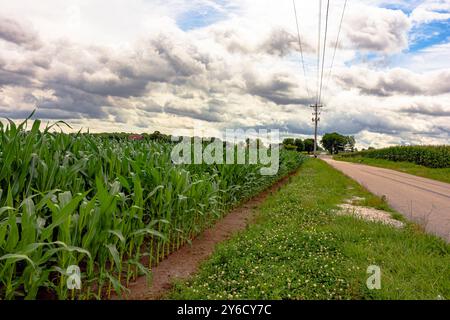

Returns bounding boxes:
[311,0,348,157]
[316,0,322,106]
[292,0,312,101]
[318,0,330,106]
[323,0,348,104]
[312,0,324,157]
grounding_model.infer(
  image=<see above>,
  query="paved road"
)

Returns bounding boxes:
[321,157,450,242]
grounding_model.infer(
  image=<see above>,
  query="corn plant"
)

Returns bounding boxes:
[0,117,306,299]
[340,145,450,168]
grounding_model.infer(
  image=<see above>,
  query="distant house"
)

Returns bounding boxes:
[128,134,144,141]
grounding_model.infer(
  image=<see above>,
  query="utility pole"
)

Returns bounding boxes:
[311,104,322,158]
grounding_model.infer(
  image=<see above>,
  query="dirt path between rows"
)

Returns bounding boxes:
[117,170,299,300]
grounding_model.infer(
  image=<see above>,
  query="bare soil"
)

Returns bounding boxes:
[117,171,299,300]
[337,203,404,228]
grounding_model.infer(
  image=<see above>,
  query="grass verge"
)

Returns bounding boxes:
[333,156,450,184]
[169,159,450,300]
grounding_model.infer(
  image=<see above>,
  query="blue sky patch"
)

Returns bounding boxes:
[409,19,450,52]
[177,5,227,30]
[381,3,415,15]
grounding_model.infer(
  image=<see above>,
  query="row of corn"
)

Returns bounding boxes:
[0,118,305,299]
[339,145,450,168]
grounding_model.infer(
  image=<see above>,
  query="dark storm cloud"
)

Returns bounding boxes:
[367,75,422,97]
[337,68,450,97]
[68,74,152,99]
[0,8,446,149]
[164,99,225,122]
[0,107,79,120]
[433,125,450,136]
[245,73,313,105]
[135,100,164,113]
[38,84,110,119]
[260,109,416,137]
[0,15,42,50]
[45,36,211,100]
[0,15,317,126]
[249,112,411,137]
[0,108,31,119]
[321,112,413,135]
[0,68,33,87]
[281,121,314,135]
[48,54,168,99]
[0,26,219,124]
[400,104,450,117]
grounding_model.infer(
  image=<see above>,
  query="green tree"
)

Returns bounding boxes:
[321,133,347,154]
[282,138,297,151]
[282,138,295,146]
[303,139,315,153]
[294,139,304,152]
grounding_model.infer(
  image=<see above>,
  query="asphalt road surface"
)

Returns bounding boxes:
[322,157,450,242]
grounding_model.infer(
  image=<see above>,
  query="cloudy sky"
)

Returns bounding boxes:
[0,0,449,148]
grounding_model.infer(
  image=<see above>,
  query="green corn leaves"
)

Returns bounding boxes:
[342,146,450,168]
[0,118,306,299]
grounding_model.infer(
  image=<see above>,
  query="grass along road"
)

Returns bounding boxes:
[169,159,450,300]
[333,156,450,184]
[323,157,450,242]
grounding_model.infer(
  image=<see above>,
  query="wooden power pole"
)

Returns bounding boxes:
[311,104,322,158]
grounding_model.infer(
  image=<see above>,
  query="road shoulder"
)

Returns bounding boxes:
[169,159,450,300]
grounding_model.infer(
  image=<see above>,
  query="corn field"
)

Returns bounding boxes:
[340,146,450,168]
[0,118,305,299]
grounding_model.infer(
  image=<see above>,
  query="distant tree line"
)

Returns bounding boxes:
[85,132,274,149]
[282,132,356,154]
[86,131,356,155]
[282,138,317,153]
[82,131,173,143]
[321,133,355,154]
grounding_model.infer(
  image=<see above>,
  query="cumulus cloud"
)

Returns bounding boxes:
[0,14,42,50]
[321,110,414,135]
[244,72,312,105]
[207,23,313,57]
[410,0,450,24]
[258,28,298,57]
[400,103,450,117]
[0,1,449,148]
[164,98,226,122]
[344,6,411,53]
[336,67,450,96]
[0,68,33,87]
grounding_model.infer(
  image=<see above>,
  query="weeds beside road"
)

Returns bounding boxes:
[170,159,450,300]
